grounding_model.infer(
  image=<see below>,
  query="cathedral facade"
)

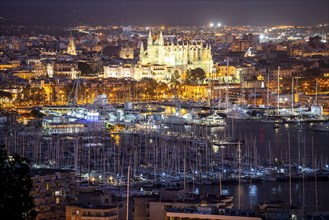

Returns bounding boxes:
[104,30,214,82]
[67,35,77,56]
[139,30,213,76]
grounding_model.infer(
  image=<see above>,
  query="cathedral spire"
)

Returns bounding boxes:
[140,41,144,53]
[147,30,153,46]
[159,31,164,46]
[139,41,144,61]
[67,32,77,55]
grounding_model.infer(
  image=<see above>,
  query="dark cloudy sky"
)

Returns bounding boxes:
[0,0,328,26]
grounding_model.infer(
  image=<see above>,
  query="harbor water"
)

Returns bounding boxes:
[194,180,329,213]
[200,119,329,212]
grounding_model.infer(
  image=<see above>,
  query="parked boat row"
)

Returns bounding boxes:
[312,122,329,132]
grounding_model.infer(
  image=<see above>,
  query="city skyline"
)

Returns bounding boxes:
[1,0,329,219]
[0,0,328,26]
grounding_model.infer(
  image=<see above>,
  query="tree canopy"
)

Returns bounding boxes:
[0,145,36,219]
[0,91,13,99]
[140,77,158,92]
[185,67,206,84]
[18,86,47,104]
[78,62,93,75]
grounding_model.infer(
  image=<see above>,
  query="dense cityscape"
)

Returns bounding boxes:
[0,1,329,220]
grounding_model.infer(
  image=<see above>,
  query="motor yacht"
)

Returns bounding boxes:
[225,109,249,120]
[201,112,226,127]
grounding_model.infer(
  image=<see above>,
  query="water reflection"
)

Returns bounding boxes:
[200,181,328,212]
[249,185,257,197]
[271,187,277,194]
[248,185,258,208]
[222,188,229,195]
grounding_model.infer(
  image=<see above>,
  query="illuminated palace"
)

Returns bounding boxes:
[139,30,213,76]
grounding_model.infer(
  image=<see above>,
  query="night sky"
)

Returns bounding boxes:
[0,0,328,26]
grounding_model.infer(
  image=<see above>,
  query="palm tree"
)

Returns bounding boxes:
[169,69,181,100]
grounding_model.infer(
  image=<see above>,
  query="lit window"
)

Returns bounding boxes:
[56,197,60,204]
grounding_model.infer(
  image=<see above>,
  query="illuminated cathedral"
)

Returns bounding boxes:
[139,30,213,74]
[104,30,214,82]
[67,35,77,56]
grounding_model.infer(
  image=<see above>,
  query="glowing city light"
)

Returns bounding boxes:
[217,22,221,27]
[259,34,265,40]
[209,23,214,27]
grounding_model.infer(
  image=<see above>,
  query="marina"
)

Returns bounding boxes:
[1,101,329,215]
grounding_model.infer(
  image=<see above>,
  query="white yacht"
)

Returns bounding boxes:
[67,94,115,121]
[183,110,202,125]
[162,105,187,125]
[201,113,226,127]
[67,106,100,122]
[162,114,186,125]
[42,115,106,135]
[225,109,249,120]
[130,120,169,132]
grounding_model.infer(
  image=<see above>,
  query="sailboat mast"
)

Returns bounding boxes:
[240,73,244,105]
[238,140,241,210]
[315,78,318,105]
[266,67,270,109]
[288,133,292,207]
[219,173,222,196]
[277,66,280,114]
[184,145,186,192]
[303,166,305,213]
[312,135,318,212]
[226,57,229,110]
[126,165,130,220]
[291,77,294,112]
[254,86,257,107]
[268,141,271,167]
